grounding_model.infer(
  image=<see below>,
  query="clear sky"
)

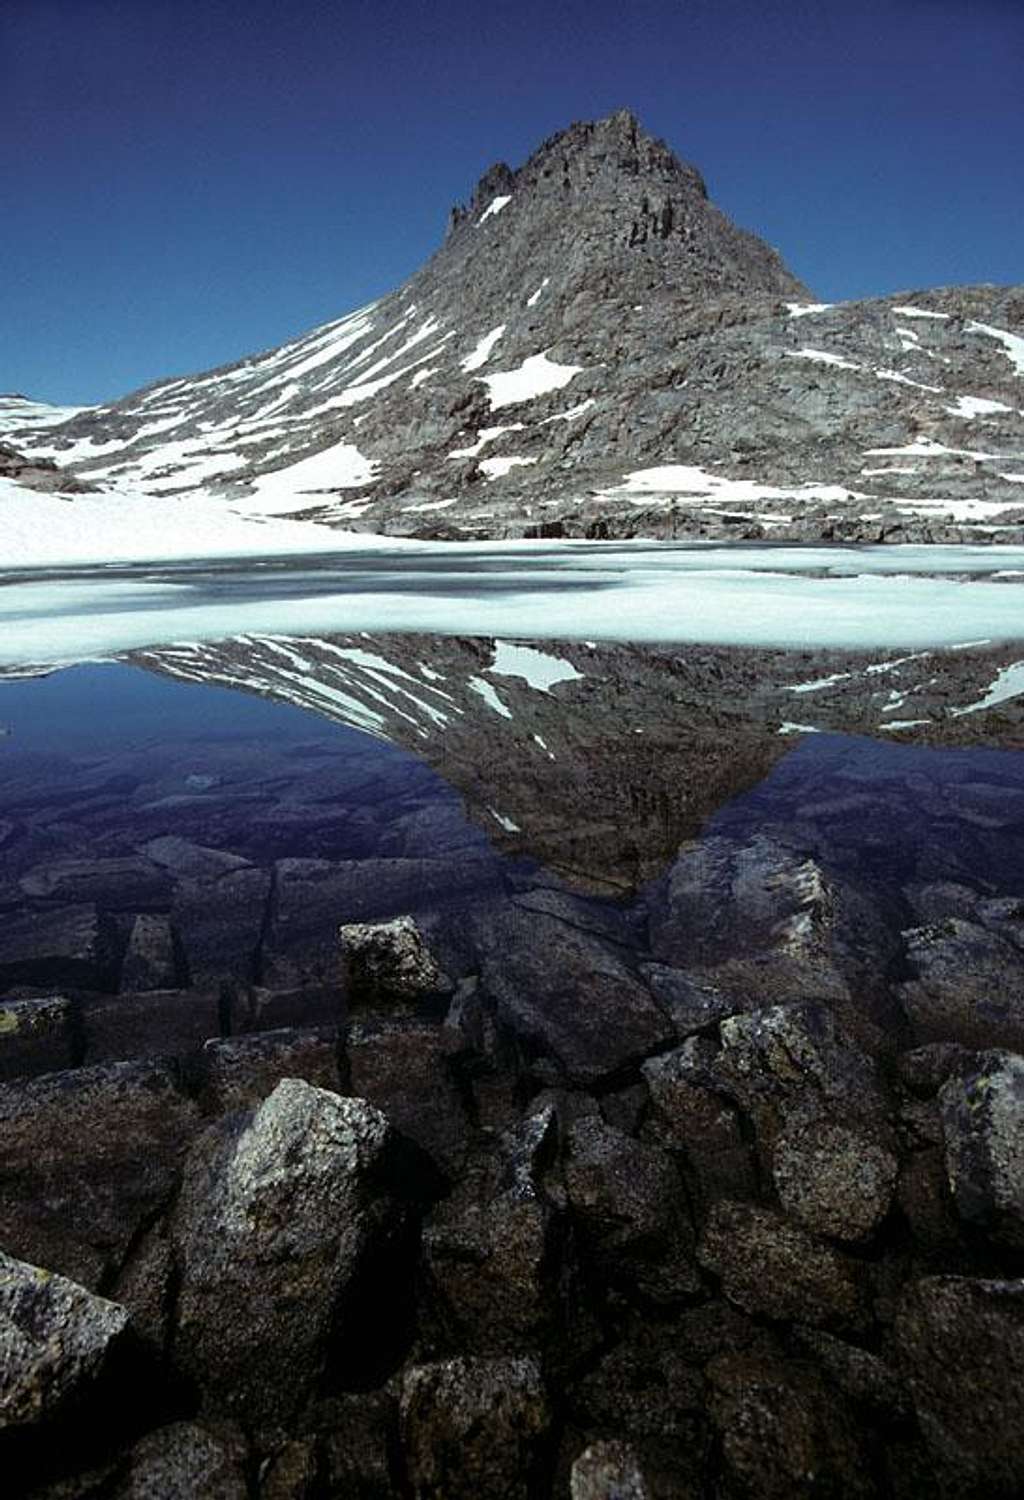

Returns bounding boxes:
[3,0,1022,405]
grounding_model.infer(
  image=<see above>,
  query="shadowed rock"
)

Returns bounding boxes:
[399,1356,551,1500]
[172,1079,396,1430]
[939,1050,1024,1246]
[0,1252,129,1432]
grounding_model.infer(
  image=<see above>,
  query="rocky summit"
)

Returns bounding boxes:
[3,108,1023,543]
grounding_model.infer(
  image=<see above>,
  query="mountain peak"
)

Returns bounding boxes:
[455,108,711,233]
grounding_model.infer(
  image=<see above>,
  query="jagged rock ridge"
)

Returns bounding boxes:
[5,109,1021,544]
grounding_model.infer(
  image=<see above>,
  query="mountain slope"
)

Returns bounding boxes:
[6,110,1024,544]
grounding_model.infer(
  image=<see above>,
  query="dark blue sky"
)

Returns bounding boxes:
[3,0,1022,405]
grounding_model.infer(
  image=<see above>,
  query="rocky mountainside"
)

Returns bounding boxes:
[5,109,1023,543]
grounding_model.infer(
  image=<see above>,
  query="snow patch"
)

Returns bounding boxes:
[477,195,512,226]
[243,441,378,514]
[967,321,1024,377]
[527,278,550,307]
[488,807,521,832]
[479,456,537,479]
[479,352,585,410]
[785,303,834,318]
[448,424,525,459]
[541,400,596,424]
[946,395,1014,420]
[892,306,949,321]
[467,676,513,719]
[951,661,1024,717]
[786,348,860,371]
[488,640,584,692]
[461,326,507,373]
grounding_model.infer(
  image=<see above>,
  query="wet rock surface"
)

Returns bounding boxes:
[2,666,1024,1495]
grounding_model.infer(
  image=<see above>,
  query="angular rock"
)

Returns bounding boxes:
[641,1039,758,1205]
[567,1329,707,1449]
[421,1104,580,1360]
[194,1027,342,1116]
[563,1116,701,1303]
[570,1441,652,1500]
[346,1016,470,1178]
[172,1079,396,1428]
[472,905,673,1085]
[0,1059,199,1288]
[82,989,221,1065]
[900,917,1024,1050]
[706,1350,877,1499]
[340,914,453,1009]
[714,1000,890,1157]
[317,1388,398,1499]
[793,1328,909,1421]
[0,1252,129,1431]
[399,1356,551,1500]
[894,1276,1024,1494]
[637,962,738,1037]
[141,836,252,881]
[0,904,120,991]
[266,856,493,990]
[18,856,171,911]
[939,1049,1024,1245]
[171,866,271,986]
[698,1201,863,1330]
[771,1121,897,1242]
[648,835,839,968]
[119,914,185,992]
[0,994,75,1081]
[238,982,343,1034]
[111,1421,248,1499]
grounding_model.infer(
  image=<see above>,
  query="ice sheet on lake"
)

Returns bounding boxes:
[3,539,1024,669]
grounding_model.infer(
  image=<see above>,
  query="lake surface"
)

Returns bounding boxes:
[2,663,1022,1004]
[2,540,1024,666]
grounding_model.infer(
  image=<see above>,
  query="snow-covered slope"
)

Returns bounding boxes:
[5,110,1024,544]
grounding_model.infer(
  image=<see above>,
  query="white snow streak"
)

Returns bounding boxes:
[478,352,585,410]
[967,322,1024,377]
[477,195,512,226]
[461,326,507,373]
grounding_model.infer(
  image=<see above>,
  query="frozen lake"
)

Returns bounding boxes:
[2,539,1024,667]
